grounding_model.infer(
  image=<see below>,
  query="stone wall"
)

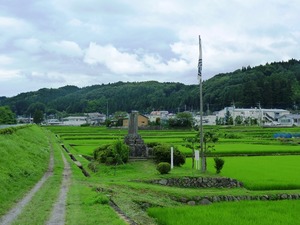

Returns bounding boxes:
[175,193,300,206]
[148,177,243,188]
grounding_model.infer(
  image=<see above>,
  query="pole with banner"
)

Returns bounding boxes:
[198,35,205,172]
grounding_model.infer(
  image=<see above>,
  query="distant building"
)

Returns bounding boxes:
[85,112,106,125]
[47,119,62,125]
[194,115,217,125]
[123,114,149,127]
[17,116,33,124]
[148,111,170,123]
[216,107,290,125]
[63,116,87,126]
[278,114,300,126]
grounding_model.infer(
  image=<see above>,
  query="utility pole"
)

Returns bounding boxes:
[232,101,235,126]
[258,102,262,126]
[106,100,109,119]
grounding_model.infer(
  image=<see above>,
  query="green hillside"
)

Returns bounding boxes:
[1,59,300,115]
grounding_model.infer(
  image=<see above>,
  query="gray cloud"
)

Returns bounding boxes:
[1,0,300,96]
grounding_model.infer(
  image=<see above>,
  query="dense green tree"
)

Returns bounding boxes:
[33,110,44,124]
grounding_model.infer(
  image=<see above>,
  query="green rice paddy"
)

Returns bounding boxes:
[148,200,300,225]
[44,125,300,224]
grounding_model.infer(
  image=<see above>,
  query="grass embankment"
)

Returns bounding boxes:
[0,125,50,216]
[1,125,127,224]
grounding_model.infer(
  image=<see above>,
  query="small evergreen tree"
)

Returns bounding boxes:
[214,157,225,174]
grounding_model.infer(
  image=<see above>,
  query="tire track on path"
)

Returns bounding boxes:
[0,144,54,225]
[46,150,71,225]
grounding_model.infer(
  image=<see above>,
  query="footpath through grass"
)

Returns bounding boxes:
[1,125,128,225]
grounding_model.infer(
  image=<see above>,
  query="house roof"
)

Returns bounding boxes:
[64,116,87,120]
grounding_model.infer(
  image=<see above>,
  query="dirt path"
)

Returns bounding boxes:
[0,145,54,225]
[46,150,71,225]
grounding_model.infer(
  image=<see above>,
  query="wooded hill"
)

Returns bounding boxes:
[1,59,300,116]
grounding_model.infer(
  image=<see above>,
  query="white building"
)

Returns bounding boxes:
[216,107,290,125]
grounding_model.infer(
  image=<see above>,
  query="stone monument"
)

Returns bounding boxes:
[124,111,148,157]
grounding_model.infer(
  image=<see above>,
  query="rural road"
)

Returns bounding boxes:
[0,140,71,225]
[46,150,71,225]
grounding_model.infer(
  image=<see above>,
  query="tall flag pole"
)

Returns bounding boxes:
[198,35,205,172]
[198,36,202,81]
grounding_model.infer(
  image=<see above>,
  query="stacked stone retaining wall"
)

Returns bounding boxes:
[176,193,300,205]
[148,177,243,188]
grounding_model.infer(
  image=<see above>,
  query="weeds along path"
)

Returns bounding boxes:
[0,143,54,225]
[46,150,71,225]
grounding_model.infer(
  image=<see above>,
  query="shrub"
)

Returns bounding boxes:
[153,144,185,166]
[93,140,129,165]
[156,162,171,174]
[214,157,225,174]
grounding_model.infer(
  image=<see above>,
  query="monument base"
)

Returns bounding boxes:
[124,134,148,157]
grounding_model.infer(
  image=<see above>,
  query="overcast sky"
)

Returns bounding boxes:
[1,0,300,97]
